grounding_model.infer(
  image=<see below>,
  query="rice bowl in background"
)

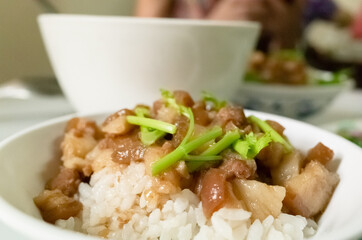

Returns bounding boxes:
[38,14,259,113]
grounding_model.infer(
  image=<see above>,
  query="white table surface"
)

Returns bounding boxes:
[1,90,362,239]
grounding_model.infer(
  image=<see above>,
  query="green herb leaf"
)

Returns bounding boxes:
[134,107,150,117]
[141,130,166,146]
[184,155,223,161]
[247,132,272,158]
[187,130,240,172]
[134,107,166,145]
[151,126,223,176]
[317,68,352,85]
[233,140,249,159]
[244,71,263,83]
[202,91,227,110]
[272,49,304,61]
[127,116,177,134]
[233,132,271,159]
[248,115,293,152]
[179,107,195,146]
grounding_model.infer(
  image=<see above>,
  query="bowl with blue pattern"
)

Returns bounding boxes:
[233,74,354,119]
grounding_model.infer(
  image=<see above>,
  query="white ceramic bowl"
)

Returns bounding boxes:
[38,14,260,113]
[233,79,354,119]
[0,110,362,240]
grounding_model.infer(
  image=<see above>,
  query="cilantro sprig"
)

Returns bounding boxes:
[248,115,293,152]
[151,126,223,175]
[233,132,272,159]
[187,130,241,172]
[132,90,292,176]
[134,107,166,145]
[202,91,226,110]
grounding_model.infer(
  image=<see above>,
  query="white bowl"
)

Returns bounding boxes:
[38,14,260,113]
[0,110,362,240]
[233,79,354,119]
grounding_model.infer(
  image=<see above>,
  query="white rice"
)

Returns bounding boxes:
[56,162,317,240]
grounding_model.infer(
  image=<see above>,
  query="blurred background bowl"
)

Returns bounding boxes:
[234,73,354,119]
[38,14,260,113]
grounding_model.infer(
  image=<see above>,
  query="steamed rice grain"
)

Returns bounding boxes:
[56,162,316,240]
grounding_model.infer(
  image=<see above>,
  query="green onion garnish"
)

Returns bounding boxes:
[233,132,272,159]
[160,90,194,145]
[134,107,166,145]
[140,130,166,146]
[233,140,249,159]
[187,130,241,172]
[127,116,177,135]
[179,107,195,146]
[202,91,226,110]
[202,130,241,155]
[151,126,223,176]
[134,107,150,117]
[248,115,293,152]
[184,155,222,161]
[161,89,188,114]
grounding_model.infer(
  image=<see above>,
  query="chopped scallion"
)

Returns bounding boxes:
[233,140,249,159]
[151,126,222,176]
[184,155,222,161]
[202,91,226,110]
[127,116,177,135]
[187,130,240,172]
[248,115,293,152]
[134,107,166,145]
[179,107,195,146]
[141,130,166,146]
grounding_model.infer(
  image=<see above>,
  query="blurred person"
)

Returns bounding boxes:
[135,0,306,51]
[304,0,352,26]
[304,1,362,87]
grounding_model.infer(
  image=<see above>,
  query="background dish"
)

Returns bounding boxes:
[0,110,362,240]
[38,14,259,113]
[234,77,354,119]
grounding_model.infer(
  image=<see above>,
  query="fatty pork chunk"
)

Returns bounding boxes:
[199,153,257,218]
[61,118,102,176]
[278,143,338,218]
[142,142,192,210]
[213,105,248,130]
[86,109,146,173]
[34,167,83,223]
[284,160,339,218]
[34,189,82,224]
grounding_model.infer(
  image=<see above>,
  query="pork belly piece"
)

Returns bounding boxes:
[257,142,285,168]
[86,144,118,173]
[306,142,334,165]
[192,101,211,126]
[101,109,135,135]
[265,120,285,136]
[214,105,247,128]
[284,160,339,218]
[65,117,102,139]
[220,149,256,180]
[173,90,194,107]
[155,105,179,124]
[271,150,304,186]
[232,179,286,221]
[200,168,243,218]
[61,118,100,176]
[34,189,82,224]
[46,167,81,197]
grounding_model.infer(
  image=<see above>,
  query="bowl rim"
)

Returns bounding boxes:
[38,13,261,29]
[0,110,362,240]
[240,78,355,94]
